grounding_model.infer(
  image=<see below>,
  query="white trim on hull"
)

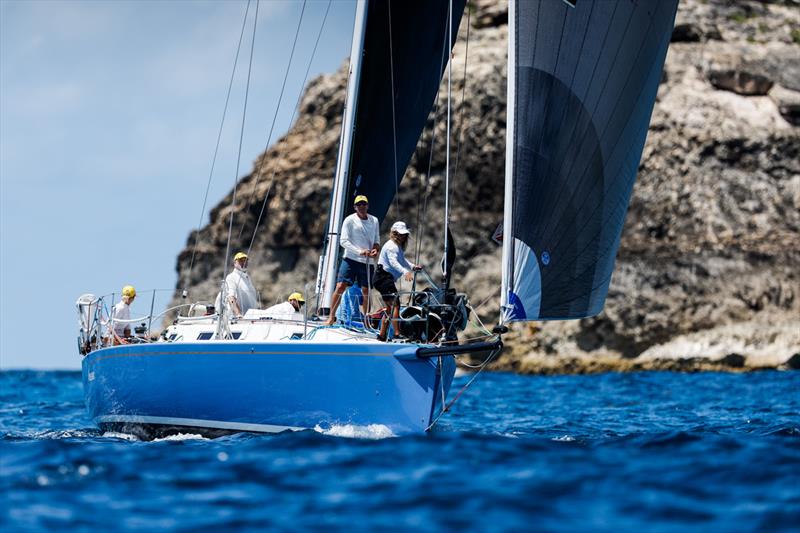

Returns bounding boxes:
[97,415,304,434]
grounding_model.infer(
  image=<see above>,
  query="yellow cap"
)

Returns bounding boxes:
[288,292,305,303]
[122,285,136,298]
[234,252,248,262]
[354,195,369,205]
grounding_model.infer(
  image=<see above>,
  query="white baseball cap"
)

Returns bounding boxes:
[391,221,411,235]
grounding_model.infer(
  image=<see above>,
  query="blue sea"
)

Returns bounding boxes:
[1,370,798,532]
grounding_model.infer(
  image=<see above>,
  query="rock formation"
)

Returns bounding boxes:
[171,0,800,373]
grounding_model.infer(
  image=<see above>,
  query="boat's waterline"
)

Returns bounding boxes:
[97,414,303,436]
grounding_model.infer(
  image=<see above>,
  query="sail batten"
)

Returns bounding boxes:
[502,0,679,323]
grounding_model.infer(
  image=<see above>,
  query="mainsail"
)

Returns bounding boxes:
[319,0,465,309]
[346,0,467,223]
[501,0,679,322]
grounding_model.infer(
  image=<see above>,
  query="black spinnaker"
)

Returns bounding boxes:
[502,0,679,322]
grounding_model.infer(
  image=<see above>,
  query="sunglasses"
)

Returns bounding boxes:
[355,202,368,206]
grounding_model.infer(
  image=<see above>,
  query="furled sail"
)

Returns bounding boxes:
[501,0,679,322]
[347,0,466,222]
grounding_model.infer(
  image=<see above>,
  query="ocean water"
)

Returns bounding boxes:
[1,370,798,532]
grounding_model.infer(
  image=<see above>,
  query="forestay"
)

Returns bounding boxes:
[501,0,679,322]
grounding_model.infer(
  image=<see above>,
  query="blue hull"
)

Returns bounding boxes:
[81,341,456,437]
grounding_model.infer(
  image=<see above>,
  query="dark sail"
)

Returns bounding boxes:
[502,0,679,322]
[346,0,466,223]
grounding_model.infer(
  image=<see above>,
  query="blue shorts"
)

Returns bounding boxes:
[337,258,375,287]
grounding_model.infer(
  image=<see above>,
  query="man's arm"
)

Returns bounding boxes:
[228,295,242,317]
[370,217,380,257]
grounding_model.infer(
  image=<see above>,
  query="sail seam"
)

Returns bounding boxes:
[538,4,663,267]
[532,1,624,242]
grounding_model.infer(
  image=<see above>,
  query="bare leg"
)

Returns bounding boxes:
[391,296,401,338]
[377,297,392,341]
[325,282,349,326]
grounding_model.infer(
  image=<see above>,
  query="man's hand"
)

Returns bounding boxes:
[369,248,378,258]
[403,271,413,282]
[359,249,370,256]
[413,264,423,271]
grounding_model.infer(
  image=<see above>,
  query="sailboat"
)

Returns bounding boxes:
[76,0,679,438]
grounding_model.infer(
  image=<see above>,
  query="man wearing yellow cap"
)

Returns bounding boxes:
[325,194,380,325]
[111,285,136,339]
[263,292,305,320]
[216,252,258,317]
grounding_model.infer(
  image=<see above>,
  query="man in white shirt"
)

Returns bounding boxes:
[111,285,136,340]
[325,195,380,325]
[216,252,258,317]
[264,292,305,320]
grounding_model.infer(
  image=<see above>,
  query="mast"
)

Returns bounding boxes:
[317,0,369,312]
[499,0,515,325]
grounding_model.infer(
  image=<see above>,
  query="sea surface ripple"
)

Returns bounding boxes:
[1,370,798,531]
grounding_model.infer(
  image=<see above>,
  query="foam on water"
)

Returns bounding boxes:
[101,431,140,441]
[152,433,209,442]
[313,423,396,439]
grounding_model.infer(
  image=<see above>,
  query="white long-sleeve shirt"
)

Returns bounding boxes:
[340,212,380,263]
[263,301,303,320]
[378,240,414,280]
[215,267,258,316]
[111,300,131,335]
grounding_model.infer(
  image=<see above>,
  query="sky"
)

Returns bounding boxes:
[0,0,357,369]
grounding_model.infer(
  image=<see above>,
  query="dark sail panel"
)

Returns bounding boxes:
[347,0,466,223]
[504,0,678,321]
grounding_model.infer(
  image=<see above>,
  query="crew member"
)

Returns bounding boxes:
[325,195,380,325]
[217,252,258,317]
[111,285,136,339]
[264,292,305,320]
[373,222,421,341]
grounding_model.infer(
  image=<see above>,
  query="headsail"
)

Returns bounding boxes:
[501,0,679,323]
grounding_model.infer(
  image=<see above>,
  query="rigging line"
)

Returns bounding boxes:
[224,0,260,280]
[451,4,471,183]
[245,0,331,256]
[387,0,400,220]
[426,341,501,431]
[443,0,453,284]
[413,5,451,265]
[185,0,252,290]
[237,0,308,241]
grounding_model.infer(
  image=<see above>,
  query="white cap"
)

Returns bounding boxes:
[391,221,411,235]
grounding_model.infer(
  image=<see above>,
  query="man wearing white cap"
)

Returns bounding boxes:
[373,221,422,341]
[325,195,380,325]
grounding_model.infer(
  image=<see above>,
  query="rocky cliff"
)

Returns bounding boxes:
[171,0,800,373]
